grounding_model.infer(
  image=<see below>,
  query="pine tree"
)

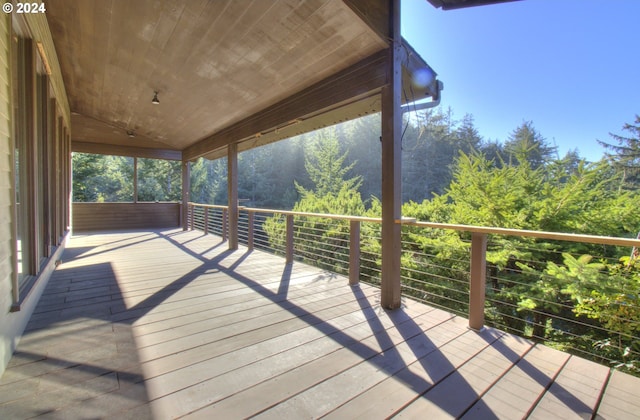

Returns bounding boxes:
[296,129,362,197]
[504,121,556,169]
[598,115,640,188]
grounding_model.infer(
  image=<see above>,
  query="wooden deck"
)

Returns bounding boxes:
[1,229,639,419]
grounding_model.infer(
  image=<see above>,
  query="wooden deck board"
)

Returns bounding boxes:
[1,228,639,419]
[597,370,640,420]
[528,356,610,419]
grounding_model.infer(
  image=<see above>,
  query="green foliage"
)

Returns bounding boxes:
[238,137,307,208]
[74,110,640,374]
[190,157,227,204]
[598,114,640,189]
[137,158,181,201]
[446,152,542,228]
[553,255,640,337]
[72,153,182,202]
[504,121,557,168]
[296,130,362,198]
[397,124,640,367]
[263,130,368,272]
[72,153,133,202]
[532,254,640,371]
[402,109,484,202]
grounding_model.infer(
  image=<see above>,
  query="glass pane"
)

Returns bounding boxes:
[137,158,181,202]
[13,36,29,285]
[72,153,134,202]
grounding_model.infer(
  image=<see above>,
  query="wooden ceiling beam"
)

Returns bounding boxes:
[183,49,389,162]
[72,141,182,161]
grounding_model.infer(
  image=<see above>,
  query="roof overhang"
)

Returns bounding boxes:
[49,0,512,162]
[43,0,442,161]
[427,0,519,10]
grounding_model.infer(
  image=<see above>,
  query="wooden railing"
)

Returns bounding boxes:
[73,202,181,232]
[187,202,640,369]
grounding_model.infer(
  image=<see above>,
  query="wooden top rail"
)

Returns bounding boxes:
[242,207,382,223]
[188,202,640,248]
[405,221,640,248]
[75,201,181,204]
[188,203,230,210]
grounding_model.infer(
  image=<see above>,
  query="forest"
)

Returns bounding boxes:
[72,109,640,373]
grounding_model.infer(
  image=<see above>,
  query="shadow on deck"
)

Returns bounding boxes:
[1,229,638,419]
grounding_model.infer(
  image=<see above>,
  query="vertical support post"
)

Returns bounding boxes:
[133,157,138,203]
[204,208,209,234]
[181,159,190,230]
[286,214,294,264]
[380,0,402,309]
[469,232,487,331]
[228,143,239,250]
[248,211,255,251]
[349,220,361,285]
[65,130,72,232]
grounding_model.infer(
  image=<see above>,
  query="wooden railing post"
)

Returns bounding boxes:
[286,214,294,264]
[189,204,194,231]
[248,211,255,251]
[222,209,228,241]
[349,220,360,285]
[204,207,209,235]
[181,160,190,230]
[469,232,487,331]
[228,143,239,250]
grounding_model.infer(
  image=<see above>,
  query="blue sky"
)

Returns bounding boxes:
[401,0,640,162]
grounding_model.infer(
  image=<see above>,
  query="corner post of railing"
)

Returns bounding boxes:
[286,214,294,264]
[204,207,209,235]
[349,220,360,285]
[469,232,488,331]
[248,211,255,251]
[222,209,228,241]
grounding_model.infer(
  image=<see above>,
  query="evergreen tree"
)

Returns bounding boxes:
[504,121,557,168]
[190,157,227,204]
[402,108,458,201]
[264,128,368,274]
[71,153,133,202]
[72,152,102,202]
[454,114,483,153]
[343,114,382,202]
[296,128,362,198]
[137,158,181,202]
[598,115,640,188]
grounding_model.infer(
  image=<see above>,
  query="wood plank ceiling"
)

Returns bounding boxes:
[45,0,509,161]
[45,0,398,159]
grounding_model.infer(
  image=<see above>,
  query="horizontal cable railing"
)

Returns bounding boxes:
[187,202,640,374]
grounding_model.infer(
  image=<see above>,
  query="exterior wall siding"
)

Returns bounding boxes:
[0,12,15,377]
[0,8,71,377]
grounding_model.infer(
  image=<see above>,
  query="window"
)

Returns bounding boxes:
[137,158,181,202]
[72,153,134,202]
[72,153,181,202]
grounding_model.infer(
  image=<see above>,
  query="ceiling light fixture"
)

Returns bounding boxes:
[126,130,135,138]
[152,91,160,105]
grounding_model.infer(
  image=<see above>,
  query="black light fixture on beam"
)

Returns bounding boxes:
[152,91,160,105]
[126,130,135,138]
